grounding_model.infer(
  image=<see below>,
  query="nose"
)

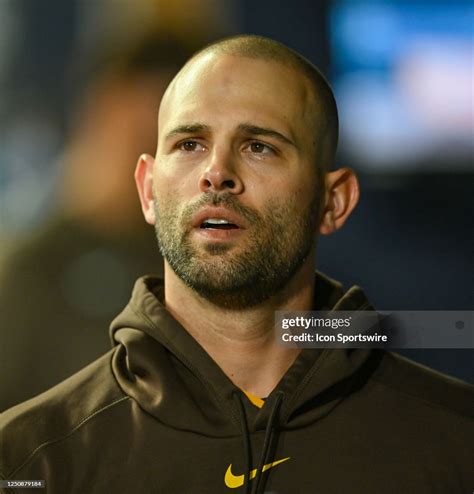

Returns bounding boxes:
[198,147,244,194]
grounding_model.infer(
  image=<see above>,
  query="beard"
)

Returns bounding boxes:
[153,190,320,309]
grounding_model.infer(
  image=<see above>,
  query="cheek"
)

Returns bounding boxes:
[278,182,320,219]
[270,177,313,204]
[154,158,198,196]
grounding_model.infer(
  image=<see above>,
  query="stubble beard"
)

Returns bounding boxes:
[153,191,320,309]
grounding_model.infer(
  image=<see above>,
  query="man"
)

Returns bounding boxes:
[1,35,473,494]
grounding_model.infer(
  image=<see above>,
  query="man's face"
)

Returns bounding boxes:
[152,53,322,308]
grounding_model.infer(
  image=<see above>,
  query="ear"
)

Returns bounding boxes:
[135,153,156,225]
[319,167,360,235]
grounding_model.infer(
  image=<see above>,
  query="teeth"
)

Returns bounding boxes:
[204,218,231,224]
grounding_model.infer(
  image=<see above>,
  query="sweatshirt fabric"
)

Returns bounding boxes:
[1,272,473,494]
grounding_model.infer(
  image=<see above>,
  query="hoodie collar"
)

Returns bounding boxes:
[110,272,380,434]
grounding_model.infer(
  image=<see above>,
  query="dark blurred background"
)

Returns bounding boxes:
[0,0,472,410]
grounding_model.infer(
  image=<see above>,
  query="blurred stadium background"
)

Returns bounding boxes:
[0,0,472,409]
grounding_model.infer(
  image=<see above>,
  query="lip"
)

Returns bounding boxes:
[191,207,247,230]
[193,227,245,242]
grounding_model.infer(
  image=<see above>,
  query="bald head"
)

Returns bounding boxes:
[168,34,339,173]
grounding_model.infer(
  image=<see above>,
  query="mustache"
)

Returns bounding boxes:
[181,193,260,227]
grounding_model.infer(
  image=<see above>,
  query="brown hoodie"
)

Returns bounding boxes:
[1,272,473,493]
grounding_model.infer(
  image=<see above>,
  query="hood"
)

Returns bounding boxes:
[109,271,380,435]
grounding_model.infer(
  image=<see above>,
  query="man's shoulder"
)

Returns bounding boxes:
[372,351,474,420]
[0,350,129,479]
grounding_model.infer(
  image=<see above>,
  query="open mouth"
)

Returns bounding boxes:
[200,219,239,230]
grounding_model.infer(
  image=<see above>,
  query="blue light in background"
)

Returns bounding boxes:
[330,0,474,170]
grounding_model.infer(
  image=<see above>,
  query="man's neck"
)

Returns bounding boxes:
[163,257,316,398]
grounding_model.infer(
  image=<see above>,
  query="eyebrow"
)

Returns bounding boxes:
[164,122,296,147]
[237,123,296,147]
[164,123,211,140]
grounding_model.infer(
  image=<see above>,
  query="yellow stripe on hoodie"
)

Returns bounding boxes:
[243,390,265,408]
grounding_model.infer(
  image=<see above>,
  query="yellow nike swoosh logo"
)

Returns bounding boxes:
[224,457,290,488]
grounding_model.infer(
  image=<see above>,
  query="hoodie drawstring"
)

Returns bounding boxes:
[232,391,253,494]
[233,390,285,494]
[251,391,285,494]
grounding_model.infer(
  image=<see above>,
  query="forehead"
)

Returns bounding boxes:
[158,53,315,142]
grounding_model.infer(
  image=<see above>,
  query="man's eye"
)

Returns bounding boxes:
[248,141,274,154]
[178,140,204,152]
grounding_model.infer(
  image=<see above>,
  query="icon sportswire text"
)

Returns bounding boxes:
[224,457,291,488]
